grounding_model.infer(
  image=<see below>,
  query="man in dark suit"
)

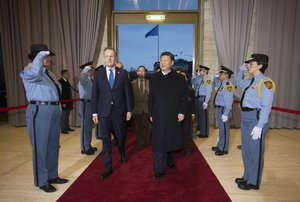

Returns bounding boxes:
[131,65,151,148]
[149,52,188,180]
[92,47,133,180]
[58,69,74,134]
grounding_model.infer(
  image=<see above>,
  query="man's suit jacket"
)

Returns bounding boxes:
[91,67,133,118]
[131,78,149,114]
[58,78,73,110]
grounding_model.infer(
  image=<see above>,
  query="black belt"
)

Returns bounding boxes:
[215,105,223,108]
[241,107,256,111]
[80,99,91,102]
[30,101,60,105]
[195,95,206,98]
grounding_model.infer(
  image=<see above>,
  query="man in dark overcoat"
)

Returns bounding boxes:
[148,51,188,179]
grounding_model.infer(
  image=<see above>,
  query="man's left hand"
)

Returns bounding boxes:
[126,112,132,121]
[178,113,185,122]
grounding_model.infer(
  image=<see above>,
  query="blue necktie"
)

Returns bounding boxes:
[109,69,114,89]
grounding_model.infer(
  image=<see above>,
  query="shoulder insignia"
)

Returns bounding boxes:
[264,81,273,89]
[227,86,233,92]
[207,80,211,85]
[24,66,32,70]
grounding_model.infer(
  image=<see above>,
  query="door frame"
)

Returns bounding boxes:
[112,8,201,73]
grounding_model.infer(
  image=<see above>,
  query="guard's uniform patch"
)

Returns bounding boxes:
[227,86,233,92]
[207,80,211,85]
[24,66,32,70]
[264,81,273,89]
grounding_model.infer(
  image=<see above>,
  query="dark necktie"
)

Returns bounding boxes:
[109,69,114,89]
[45,69,62,101]
[213,83,222,106]
[197,78,203,96]
[140,79,144,95]
[240,78,255,108]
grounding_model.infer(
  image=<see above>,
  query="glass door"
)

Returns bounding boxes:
[117,24,195,80]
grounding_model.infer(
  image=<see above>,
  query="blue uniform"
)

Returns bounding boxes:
[20,52,61,187]
[78,67,94,152]
[192,75,212,136]
[236,65,275,186]
[213,77,234,152]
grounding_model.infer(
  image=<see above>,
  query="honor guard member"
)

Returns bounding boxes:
[235,54,275,190]
[212,66,234,156]
[192,65,212,138]
[78,62,97,155]
[20,44,68,193]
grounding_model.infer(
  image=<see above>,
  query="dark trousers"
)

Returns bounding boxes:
[195,97,209,136]
[133,112,151,147]
[99,106,126,170]
[182,116,192,152]
[61,109,70,131]
[153,151,175,173]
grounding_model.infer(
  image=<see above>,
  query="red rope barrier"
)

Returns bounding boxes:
[0,98,299,115]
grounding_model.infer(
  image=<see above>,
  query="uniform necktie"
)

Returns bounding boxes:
[213,83,222,106]
[109,69,114,89]
[197,78,203,96]
[240,78,255,108]
[46,69,62,101]
[140,79,144,95]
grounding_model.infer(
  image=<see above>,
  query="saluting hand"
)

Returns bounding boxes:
[38,51,50,57]
[178,113,185,122]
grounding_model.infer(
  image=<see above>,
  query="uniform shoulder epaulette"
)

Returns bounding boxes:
[24,65,32,70]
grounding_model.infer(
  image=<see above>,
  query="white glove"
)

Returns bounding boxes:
[214,71,219,78]
[83,66,92,73]
[221,115,228,122]
[38,51,50,57]
[251,126,262,140]
[203,103,208,109]
[240,65,247,71]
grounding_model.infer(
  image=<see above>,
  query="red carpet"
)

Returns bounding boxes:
[58,130,231,202]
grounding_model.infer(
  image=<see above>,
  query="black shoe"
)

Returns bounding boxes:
[67,128,75,132]
[99,168,113,180]
[48,177,69,184]
[211,146,218,151]
[121,153,127,164]
[197,134,208,138]
[39,184,57,193]
[61,130,69,134]
[215,150,228,156]
[237,145,242,150]
[235,177,247,184]
[184,150,191,157]
[238,182,259,190]
[81,147,97,155]
[152,172,166,180]
[168,163,176,169]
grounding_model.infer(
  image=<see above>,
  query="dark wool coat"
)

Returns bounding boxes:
[148,70,188,152]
